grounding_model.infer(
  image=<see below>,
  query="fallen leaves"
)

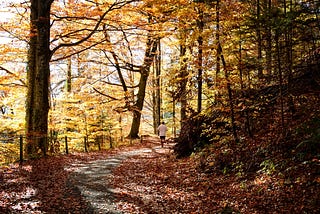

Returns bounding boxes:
[111,144,320,214]
[1,139,319,213]
[0,153,109,213]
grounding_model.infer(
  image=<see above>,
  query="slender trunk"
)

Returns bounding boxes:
[67,57,72,92]
[155,38,161,132]
[152,64,157,134]
[275,31,285,134]
[218,43,238,142]
[152,45,161,135]
[215,0,221,103]
[102,25,130,107]
[257,0,263,79]
[179,33,188,128]
[265,0,272,82]
[285,0,295,116]
[197,8,204,113]
[173,98,176,138]
[239,31,253,137]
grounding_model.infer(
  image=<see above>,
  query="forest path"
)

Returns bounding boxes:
[67,137,172,214]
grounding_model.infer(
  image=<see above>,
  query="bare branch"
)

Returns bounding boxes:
[0,66,26,87]
[92,87,119,101]
[51,38,108,62]
[50,0,139,57]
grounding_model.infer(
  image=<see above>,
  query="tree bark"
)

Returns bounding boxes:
[257,0,263,79]
[215,0,221,103]
[128,34,158,138]
[153,38,161,134]
[218,42,238,142]
[265,0,272,82]
[26,0,53,157]
[197,6,204,113]
[67,57,72,92]
[284,0,295,116]
[25,0,130,156]
[275,28,285,134]
[177,28,189,129]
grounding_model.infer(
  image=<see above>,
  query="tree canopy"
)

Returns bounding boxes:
[0,0,319,212]
[0,0,319,157]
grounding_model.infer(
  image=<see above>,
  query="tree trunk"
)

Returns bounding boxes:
[153,38,161,134]
[218,43,238,142]
[265,0,272,82]
[128,35,158,138]
[275,29,285,134]
[172,98,176,138]
[25,0,53,157]
[257,0,263,79]
[152,65,157,134]
[156,38,161,125]
[284,0,295,116]
[67,57,72,92]
[179,33,188,128]
[239,30,253,137]
[197,7,204,113]
[215,0,221,103]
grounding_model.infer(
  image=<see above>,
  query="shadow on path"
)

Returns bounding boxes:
[67,143,172,214]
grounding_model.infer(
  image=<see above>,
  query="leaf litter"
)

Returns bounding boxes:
[1,137,319,213]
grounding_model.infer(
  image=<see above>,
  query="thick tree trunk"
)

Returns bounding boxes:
[128,35,158,138]
[25,0,53,157]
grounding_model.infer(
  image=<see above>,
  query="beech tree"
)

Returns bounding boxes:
[25,0,138,156]
[25,0,53,155]
[128,33,158,138]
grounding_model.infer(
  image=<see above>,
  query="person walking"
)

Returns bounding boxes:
[157,122,167,147]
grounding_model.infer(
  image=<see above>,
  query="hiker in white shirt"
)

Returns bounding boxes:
[157,122,167,147]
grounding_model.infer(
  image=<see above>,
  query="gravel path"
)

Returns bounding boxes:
[67,146,163,214]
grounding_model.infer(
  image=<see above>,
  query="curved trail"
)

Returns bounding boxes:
[67,142,170,214]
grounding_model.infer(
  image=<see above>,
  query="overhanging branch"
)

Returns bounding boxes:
[0,66,26,87]
[92,87,119,101]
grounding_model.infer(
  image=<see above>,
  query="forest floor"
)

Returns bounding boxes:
[0,136,319,213]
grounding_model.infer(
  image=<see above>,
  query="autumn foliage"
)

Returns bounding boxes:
[0,0,319,213]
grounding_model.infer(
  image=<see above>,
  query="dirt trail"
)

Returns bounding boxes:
[67,138,170,214]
